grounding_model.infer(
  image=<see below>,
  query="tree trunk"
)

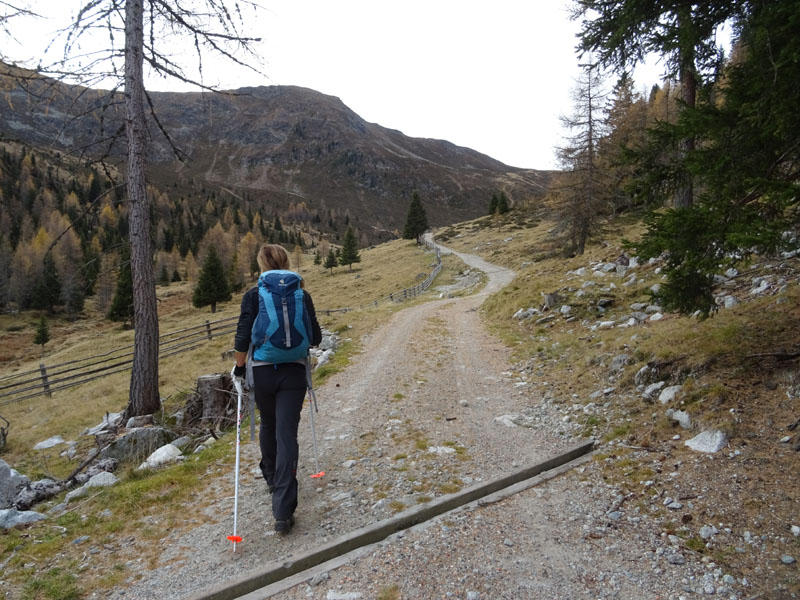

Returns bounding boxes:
[675,9,697,209]
[190,374,235,429]
[125,0,160,417]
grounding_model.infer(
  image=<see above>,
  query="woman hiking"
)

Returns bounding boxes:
[231,244,322,535]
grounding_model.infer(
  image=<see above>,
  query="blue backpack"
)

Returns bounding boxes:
[251,270,312,363]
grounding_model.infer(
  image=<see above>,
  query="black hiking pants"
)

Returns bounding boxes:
[252,363,307,521]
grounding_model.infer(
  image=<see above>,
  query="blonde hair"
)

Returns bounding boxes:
[257,244,290,272]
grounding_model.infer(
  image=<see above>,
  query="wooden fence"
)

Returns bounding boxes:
[0,241,443,406]
[0,317,238,406]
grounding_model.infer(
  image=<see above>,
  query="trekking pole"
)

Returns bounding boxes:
[227,378,244,551]
[305,357,325,479]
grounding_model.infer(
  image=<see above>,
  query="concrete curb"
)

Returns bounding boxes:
[185,440,594,600]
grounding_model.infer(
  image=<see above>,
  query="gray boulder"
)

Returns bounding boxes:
[126,415,154,428]
[0,459,29,509]
[685,430,728,453]
[13,479,65,511]
[85,412,124,436]
[0,508,47,530]
[66,471,120,503]
[658,385,683,405]
[138,444,183,470]
[667,409,692,430]
[99,427,177,463]
[643,381,666,402]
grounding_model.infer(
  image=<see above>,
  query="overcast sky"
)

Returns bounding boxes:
[8,1,672,170]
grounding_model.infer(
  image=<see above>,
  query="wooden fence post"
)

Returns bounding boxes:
[205,320,212,340]
[39,363,52,397]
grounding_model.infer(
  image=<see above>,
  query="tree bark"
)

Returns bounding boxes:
[675,8,697,209]
[191,374,235,429]
[125,0,160,416]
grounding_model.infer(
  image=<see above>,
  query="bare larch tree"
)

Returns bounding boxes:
[3,0,263,416]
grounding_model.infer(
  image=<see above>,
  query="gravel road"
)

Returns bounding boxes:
[106,245,742,600]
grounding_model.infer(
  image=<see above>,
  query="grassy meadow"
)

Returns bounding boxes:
[0,239,461,469]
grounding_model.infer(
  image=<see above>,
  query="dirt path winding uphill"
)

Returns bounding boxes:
[108,242,586,599]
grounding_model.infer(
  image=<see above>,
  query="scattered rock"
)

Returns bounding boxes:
[100,427,178,463]
[84,472,120,489]
[658,385,683,405]
[699,525,718,540]
[33,435,65,450]
[643,382,666,402]
[666,553,685,565]
[685,430,728,453]
[126,415,154,428]
[0,508,47,530]
[0,459,29,509]
[635,365,660,386]
[667,410,691,430]
[85,412,124,436]
[427,446,456,455]
[309,572,330,586]
[513,308,538,320]
[13,478,65,511]
[138,444,183,470]
[610,354,631,373]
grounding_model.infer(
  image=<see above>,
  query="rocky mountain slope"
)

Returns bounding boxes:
[0,67,551,241]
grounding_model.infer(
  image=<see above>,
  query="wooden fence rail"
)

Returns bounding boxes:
[0,240,443,405]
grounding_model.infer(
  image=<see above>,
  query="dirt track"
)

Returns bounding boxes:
[108,244,718,600]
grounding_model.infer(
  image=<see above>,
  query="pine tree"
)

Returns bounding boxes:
[574,1,739,209]
[313,251,321,266]
[402,192,429,244]
[497,192,510,214]
[323,249,338,274]
[488,193,499,215]
[631,1,800,315]
[339,226,361,271]
[108,248,134,325]
[229,249,243,293]
[31,254,62,313]
[34,314,50,357]
[158,264,170,286]
[192,246,231,313]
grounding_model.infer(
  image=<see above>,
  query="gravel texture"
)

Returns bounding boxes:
[102,246,755,600]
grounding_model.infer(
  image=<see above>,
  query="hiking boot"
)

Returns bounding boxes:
[274,516,295,535]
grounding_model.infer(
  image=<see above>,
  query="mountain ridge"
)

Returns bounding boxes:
[0,69,553,242]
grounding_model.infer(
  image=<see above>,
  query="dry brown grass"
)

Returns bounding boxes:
[0,239,449,466]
